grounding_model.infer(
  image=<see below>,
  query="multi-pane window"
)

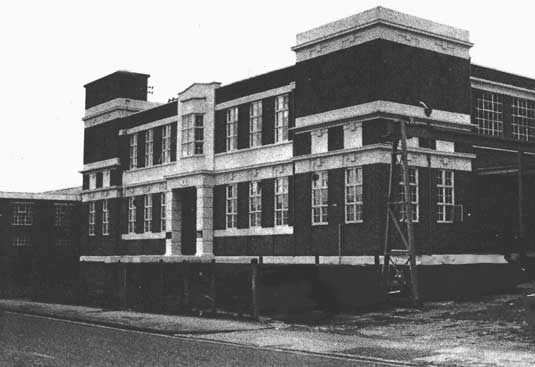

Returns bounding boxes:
[11,202,33,226]
[129,133,138,169]
[512,98,535,141]
[249,101,262,147]
[249,181,262,227]
[102,200,110,235]
[312,171,328,225]
[275,94,289,143]
[475,92,503,137]
[226,107,238,151]
[398,168,419,222]
[144,194,152,232]
[345,167,363,223]
[11,232,31,247]
[437,170,454,223]
[54,203,72,227]
[182,114,204,156]
[226,184,237,228]
[88,202,95,236]
[145,129,154,167]
[161,192,167,232]
[128,197,136,233]
[275,177,289,226]
[162,124,172,163]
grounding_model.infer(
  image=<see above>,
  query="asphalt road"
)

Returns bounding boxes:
[0,311,403,367]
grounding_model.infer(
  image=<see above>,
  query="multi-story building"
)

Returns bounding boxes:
[80,7,535,274]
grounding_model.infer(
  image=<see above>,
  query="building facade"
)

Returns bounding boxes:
[79,7,535,267]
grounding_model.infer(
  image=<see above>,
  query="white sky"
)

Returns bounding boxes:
[1,0,534,192]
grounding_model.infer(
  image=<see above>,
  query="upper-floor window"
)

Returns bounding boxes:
[162,124,172,163]
[144,194,152,232]
[88,202,95,236]
[129,133,138,169]
[436,170,454,223]
[226,184,237,228]
[249,101,262,147]
[102,200,110,235]
[475,92,503,137]
[398,168,419,222]
[226,107,238,151]
[275,177,289,226]
[161,192,167,232]
[11,232,31,247]
[54,203,72,227]
[182,114,204,156]
[312,171,328,225]
[128,197,136,233]
[11,202,33,226]
[145,129,154,167]
[345,167,363,223]
[512,97,535,142]
[249,181,262,227]
[275,94,289,143]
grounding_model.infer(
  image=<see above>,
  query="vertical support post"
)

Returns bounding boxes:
[383,138,399,290]
[251,258,259,320]
[518,151,526,254]
[209,259,216,314]
[182,261,190,311]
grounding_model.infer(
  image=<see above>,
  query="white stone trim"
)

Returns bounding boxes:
[122,181,167,197]
[83,98,162,128]
[121,232,166,240]
[0,191,80,201]
[81,158,121,173]
[471,77,535,101]
[214,226,293,237]
[295,101,471,129]
[215,83,295,111]
[123,162,177,187]
[81,189,121,202]
[124,116,177,135]
[80,254,215,263]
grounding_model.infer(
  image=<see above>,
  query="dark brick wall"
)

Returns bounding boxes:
[471,64,535,90]
[84,71,149,109]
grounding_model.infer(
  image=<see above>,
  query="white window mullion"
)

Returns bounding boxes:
[312,171,328,225]
[274,177,289,226]
[226,184,237,228]
[345,167,363,223]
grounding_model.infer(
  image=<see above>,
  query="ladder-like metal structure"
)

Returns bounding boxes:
[382,118,421,305]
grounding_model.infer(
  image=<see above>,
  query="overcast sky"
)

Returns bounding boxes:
[1,0,534,192]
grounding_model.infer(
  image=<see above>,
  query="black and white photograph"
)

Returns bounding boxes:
[1,1,535,366]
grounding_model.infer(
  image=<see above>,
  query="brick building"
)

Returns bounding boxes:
[79,7,535,279]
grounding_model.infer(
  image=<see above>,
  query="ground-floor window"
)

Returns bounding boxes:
[345,167,363,223]
[312,171,328,225]
[249,181,262,227]
[161,193,167,232]
[102,200,109,235]
[398,167,419,222]
[144,195,152,232]
[128,197,136,233]
[226,184,237,228]
[11,232,31,247]
[275,177,289,226]
[436,170,454,223]
[88,202,95,236]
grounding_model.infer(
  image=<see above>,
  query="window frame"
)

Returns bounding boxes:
[102,199,110,235]
[182,114,204,156]
[54,203,72,228]
[11,232,31,247]
[129,133,138,170]
[345,167,363,223]
[398,167,419,223]
[88,202,95,236]
[161,192,167,232]
[249,101,262,147]
[275,94,289,143]
[274,177,289,226]
[512,97,535,142]
[145,129,154,167]
[475,92,503,137]
[436,170,455,223]
[249,181,262,227]
[225,183,238,229]
[162,124,172,163]
[311,171,328,225]
[226,107,238,151]
[144,194,152,233]
[128,197,136,233]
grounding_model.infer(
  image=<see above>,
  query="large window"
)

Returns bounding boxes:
[312,171,328,225]
[249,181,262,227]
[437,170,454,223]
[88,202,95,236]
[102,200,110,235]
[182,114,204,156]
[512,98,535,142]
[345,167,363,223]
[54,203,72,227]
[226,107,238,151]
[161,192,166,232]
[129,133,138,169]
[226,184,237,228]
[475,92,503,137]
[162,124,172,163]
[128,197,136,233]
[145,129,154,167]
[249,101,262,147]
[275,177,289,226]
[144,194,152,232]
[11,202,33,226]
[11,232,31,247]
[398,168,419,222]
[275,94,289,143]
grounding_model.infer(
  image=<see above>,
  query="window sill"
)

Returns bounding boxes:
[122,232,166,240]
[215,140,292,156]
[181,154,205,159]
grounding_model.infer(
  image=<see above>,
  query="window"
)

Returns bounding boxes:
[275,94,289,143]
[512,98,535,141]
[11,232,31,247]
[144,194,152,232]
[475,92,503,136]
[54,203,72,227]
[129,133,138,169]
[275,177,289,226]
[11,202,33,226]
[145,129,153,167]
[162,124,172,163]
[182,114,204,156]
[249,101,262,147]
[226,184,237,228]
[128,197,136,233]
[56,238,71,247]
[102,200,110,235]
[88,202,95,236]
[312,171,328,225]
[226,107,238,151]
[161,192,167,232]
[437,170,454,223]
[249,181,262,227]
[398,168,419,222]
[345,167,363,223]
